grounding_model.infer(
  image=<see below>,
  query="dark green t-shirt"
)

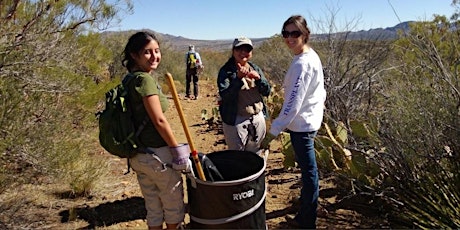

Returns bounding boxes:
[126,71,169,148]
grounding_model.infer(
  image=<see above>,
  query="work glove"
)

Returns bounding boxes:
[170,144,192,172]
[260,133,276,150]
[174,158,193,173]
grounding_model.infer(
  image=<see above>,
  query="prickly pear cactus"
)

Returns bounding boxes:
[264,84,382,186]
[280,132,296,169]
[315,120,382,186]
[266,82,284,121]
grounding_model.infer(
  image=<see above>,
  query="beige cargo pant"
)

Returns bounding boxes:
[129,146,185,227]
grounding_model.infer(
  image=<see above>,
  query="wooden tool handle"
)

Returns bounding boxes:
[165,72,206,181]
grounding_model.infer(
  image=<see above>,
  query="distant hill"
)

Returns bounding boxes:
[105,21,414,52]
[155,33,268,52]
[311,21,414,41]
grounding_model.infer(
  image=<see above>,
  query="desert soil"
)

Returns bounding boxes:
[1,79,390,229]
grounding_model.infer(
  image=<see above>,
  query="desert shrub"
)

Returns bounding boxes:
[375,16,460,228]
[0,71,108,193]
[252,35,292,84]
[102,31,134,80]
[374,143,460,228]
[0,0,131,194]
[199,49,229,81]
[155,43,185,83]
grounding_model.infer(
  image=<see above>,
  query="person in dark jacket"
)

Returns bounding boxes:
[217,37,271,153]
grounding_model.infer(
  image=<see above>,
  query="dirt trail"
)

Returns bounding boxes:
[20,79,388,229]
[134,79,386,229]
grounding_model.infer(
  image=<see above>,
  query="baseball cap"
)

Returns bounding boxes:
[232,37,253,50]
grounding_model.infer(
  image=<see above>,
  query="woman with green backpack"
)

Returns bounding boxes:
[121,31,190,230]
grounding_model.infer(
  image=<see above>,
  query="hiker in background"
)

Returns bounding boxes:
[217,37,271,153]
[260,15,326,229]
[185,44,203,100]
[122,31,191,230]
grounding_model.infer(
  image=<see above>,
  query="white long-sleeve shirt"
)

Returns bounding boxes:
[269,48,326,136]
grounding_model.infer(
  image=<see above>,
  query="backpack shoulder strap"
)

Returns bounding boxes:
[122,73,136,86]
[123,72,150,139]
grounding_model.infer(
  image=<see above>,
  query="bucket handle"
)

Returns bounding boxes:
[187,172,197,188]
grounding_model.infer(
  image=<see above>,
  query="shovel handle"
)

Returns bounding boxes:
[165,72,206,181]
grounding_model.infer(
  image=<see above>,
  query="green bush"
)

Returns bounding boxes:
[375,17,460,228]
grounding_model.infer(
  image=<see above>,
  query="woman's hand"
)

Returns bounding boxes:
[237,63,260,80]
[246,70,260,80]
[237,63,250,79]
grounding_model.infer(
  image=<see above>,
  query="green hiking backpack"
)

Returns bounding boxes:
[187,52,197,69]
[97,74,147,158]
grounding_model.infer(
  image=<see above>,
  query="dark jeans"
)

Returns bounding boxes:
[289,130,318,229]
[186,68,199,97]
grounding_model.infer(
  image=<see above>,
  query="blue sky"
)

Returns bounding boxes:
[110,0,456,40]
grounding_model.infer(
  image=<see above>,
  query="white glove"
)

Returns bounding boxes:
[170,144,191,172]
[172,158,192,173]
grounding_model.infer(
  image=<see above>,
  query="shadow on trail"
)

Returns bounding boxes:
[59,196,146,228]
[265,172,390,229]
[266,205,296,220]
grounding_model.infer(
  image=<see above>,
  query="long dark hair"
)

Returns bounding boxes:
[282,15,311,43]
[122,31,159,72]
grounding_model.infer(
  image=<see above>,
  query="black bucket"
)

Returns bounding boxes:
[187,150,267,229]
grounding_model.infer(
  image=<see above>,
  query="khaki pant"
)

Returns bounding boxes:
[222,111,266,153]
[129,146,185,227]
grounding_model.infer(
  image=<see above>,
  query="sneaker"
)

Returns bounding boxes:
[285,214,315,229]
[285,214,301,228]
[193,95,198,100]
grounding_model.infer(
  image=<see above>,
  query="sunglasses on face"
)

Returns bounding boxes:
[282,30,302,38]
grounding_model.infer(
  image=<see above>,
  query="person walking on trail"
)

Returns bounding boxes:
[217,37,271,153]
[185,44,203,100]
[260,15,326,229]
[122,31,192,230]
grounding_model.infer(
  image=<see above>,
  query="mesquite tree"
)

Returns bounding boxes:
[0,0,132,192]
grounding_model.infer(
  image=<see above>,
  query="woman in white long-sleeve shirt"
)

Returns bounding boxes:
[261,15,326,229]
